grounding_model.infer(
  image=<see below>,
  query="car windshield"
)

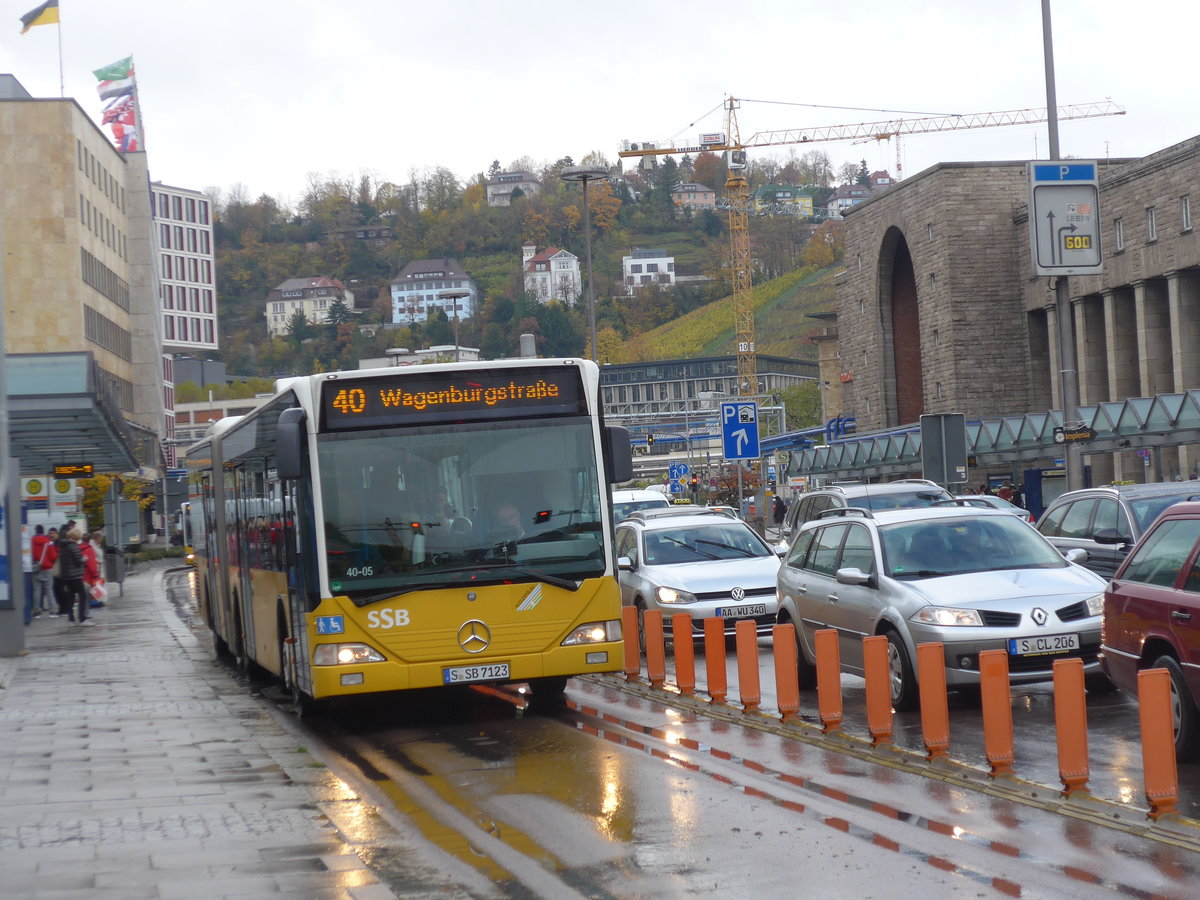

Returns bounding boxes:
[614,499,669,521]
[644,522,773,564]
[1128,493,1200,533]
[881,515,1067,578]
[860,488,951,511]
[317,417,605,600]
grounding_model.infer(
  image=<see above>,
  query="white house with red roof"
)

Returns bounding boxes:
[522,243,582,304]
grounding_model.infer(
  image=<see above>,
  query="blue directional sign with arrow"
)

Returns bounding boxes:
[720,401,760,460]
[1028,161,1102,276]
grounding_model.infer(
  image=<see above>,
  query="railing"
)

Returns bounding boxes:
[622,607,1183,821]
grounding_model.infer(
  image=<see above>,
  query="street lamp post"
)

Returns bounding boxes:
[437,290,470,362]
[560,165,608,362]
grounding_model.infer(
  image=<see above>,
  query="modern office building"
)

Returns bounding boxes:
[0,74,162,475]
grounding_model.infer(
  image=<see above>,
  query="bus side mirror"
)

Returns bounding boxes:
[276,407,307,480]
[605,425,634,484]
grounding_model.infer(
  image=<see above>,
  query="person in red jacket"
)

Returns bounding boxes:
[31,525,55,615]
[81,532,105,608]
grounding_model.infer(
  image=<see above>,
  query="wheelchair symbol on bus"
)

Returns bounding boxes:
[316,616,345,635]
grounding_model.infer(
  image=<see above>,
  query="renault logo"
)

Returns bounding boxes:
[731,587,745,601]
[458,619,491,653]
[1031,607,1048,626]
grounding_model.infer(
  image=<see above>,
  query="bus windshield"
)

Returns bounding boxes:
[317,416,606,601]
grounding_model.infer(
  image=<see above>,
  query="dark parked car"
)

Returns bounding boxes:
[1036,482,1200,578]
[1101,500,1200,759]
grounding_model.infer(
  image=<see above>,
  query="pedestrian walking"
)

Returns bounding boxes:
[81,531,106,608]
[58,528,93,626]
[772,495,787,528]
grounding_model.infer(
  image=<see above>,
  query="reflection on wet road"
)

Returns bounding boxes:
[163,571,1200,897]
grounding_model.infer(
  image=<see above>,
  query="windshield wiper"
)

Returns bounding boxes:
[467,563,583,591]
[662,536,720,560]
[694,538,755,557]
[347,564,583,605]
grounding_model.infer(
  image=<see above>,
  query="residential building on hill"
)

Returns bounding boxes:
[522,243,581,304]
[621,248,676,295]
[826,183,873,217]
[752,185,815,216]
[671,182,717,209]
[389,259,478,324]
[486,171,541,207]
[264,276,355,337]
[323,224,395,246]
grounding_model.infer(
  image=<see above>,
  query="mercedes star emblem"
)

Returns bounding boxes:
[457,619,491,653]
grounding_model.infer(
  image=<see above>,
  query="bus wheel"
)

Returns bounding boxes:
[290,684,324,719]
[528,676,569,698]
[527,676,569,710]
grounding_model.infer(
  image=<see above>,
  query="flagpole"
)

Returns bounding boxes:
[57,17,63,97]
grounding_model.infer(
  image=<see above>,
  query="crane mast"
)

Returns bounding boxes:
[723,98,757,397]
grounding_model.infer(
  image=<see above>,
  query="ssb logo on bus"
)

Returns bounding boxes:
[316,616,345,635]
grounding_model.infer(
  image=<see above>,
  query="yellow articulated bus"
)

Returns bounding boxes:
[185,357,633,711]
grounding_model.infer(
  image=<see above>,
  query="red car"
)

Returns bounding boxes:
[1101,501,1200,759]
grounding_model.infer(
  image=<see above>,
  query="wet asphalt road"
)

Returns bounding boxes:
[164,571,1200,897]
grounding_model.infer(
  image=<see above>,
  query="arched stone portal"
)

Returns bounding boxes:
[877,227,923,427]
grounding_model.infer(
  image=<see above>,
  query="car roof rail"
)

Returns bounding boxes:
[932,498,973,507]
[815,506,873,520]
[624,506,717,522]
[893,478,943,487]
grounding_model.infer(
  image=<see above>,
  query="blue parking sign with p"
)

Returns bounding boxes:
[721,402,760,460]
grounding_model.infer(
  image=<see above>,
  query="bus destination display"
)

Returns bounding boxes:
[320,365,586,430]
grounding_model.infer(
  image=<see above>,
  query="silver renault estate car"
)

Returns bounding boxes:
[776,506,1107,709]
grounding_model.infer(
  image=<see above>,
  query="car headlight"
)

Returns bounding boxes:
[561,620,621,645]
[313,643,386,665]
[1085,593,1104,617]
[911,606,984,627]
[656,586,698,604]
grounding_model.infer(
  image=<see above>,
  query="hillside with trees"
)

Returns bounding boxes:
[198,147,855,387]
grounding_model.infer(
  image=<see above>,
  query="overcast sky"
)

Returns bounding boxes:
[3,1,1194,207]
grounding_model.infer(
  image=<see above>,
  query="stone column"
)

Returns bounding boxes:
[1168,271,1200,477]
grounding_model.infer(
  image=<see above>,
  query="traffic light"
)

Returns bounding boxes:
[690,475,699,488]
[647,435,655,445]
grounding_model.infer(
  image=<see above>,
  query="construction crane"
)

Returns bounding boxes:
[619,98,1125,397]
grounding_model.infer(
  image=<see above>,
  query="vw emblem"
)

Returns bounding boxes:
[731,587,745,602]
[457,619,491,653]
[1031,607,1048,626]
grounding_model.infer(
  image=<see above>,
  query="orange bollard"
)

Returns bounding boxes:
[644,609,666,688]
[672,614,696,695]
[862,635,893,746]
[1052,658,1090,797]
[735,619,761,711]
[704,617,728,703]
[979,649,1015,777]
[1137,667,1180,819]
[622,606,640,680]
[917,642,950,760]
[814,628,843,733]
[773,624,800,722]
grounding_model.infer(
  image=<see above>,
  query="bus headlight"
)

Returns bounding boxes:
[313,643,386,665]
[561,620,621,645]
